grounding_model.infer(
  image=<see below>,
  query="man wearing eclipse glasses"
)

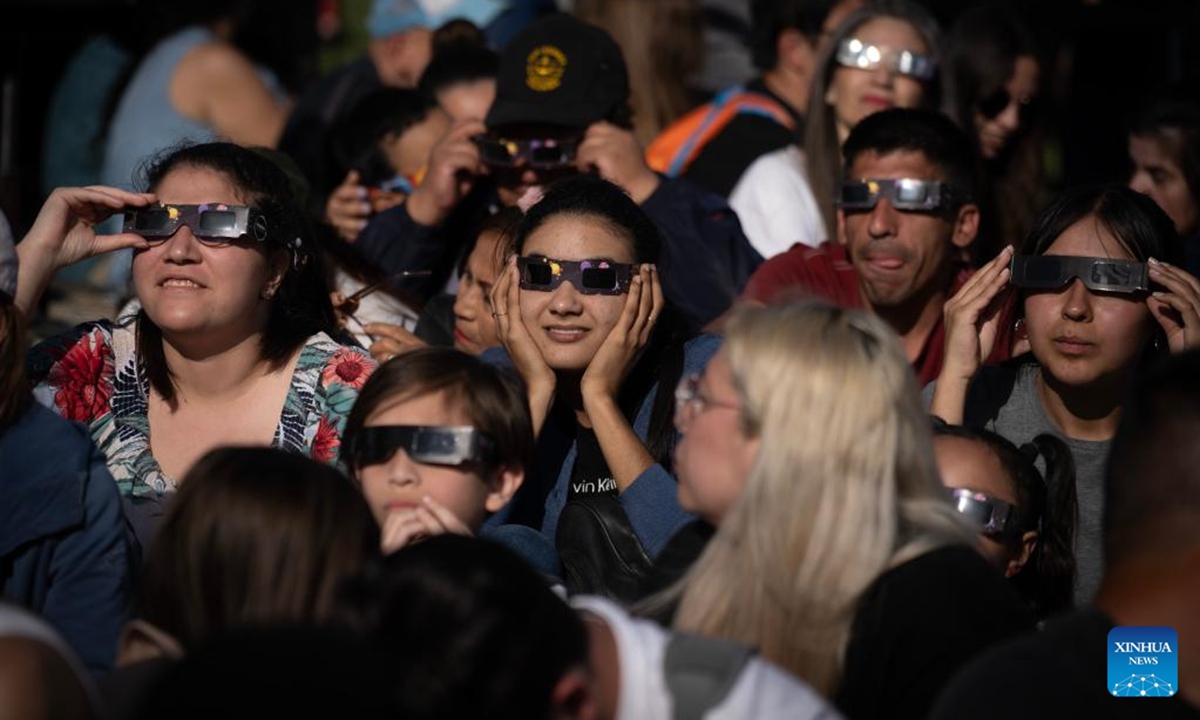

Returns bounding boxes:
[741,108,1017,385]
[350,12,762,332]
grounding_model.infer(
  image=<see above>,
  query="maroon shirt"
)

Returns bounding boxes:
[742,242,1015,387]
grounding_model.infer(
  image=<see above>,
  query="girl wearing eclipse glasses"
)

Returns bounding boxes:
[928,184,1200,605]
[484,174,717,588]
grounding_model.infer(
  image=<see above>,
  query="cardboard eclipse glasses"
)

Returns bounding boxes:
[517,256,635,295]
[124,203,268,245]
[1009,255,1151,294]
[347,426,496,468]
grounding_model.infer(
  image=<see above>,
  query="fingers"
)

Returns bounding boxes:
[380,511,432,554]
[363,322,423,344]
[419,495,473,536]
[947,246,1013,318]
[1149,257,1200,303]
[641,265,664,346]
[91,232,151,256]
[630,265,654,345]
[326,174,371,241]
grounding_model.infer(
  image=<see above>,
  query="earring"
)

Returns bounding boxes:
[261,288,275,300]
[1013,317,1027,340]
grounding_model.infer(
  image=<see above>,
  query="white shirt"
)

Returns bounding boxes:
[729,146,827,259]
[570,596,841,720]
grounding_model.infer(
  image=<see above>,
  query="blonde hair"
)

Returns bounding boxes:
[669,301,971,696]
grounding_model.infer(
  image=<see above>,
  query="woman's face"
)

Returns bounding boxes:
[356,390,495,532]
[518,214,635,372]
[974,55,1040,160]
[132,165,282,344]
[453,229,505,355]
[674,351,760,526]
[1023,216,1155,389]
[1129,133,1199,236]
[826,17,929,133]
[933,435,1022,571]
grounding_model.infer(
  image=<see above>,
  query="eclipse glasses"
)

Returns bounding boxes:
[836,38,937,81]
[1009,255,1151,295]
[837,178,958,212]
[472,135,580,169]
[948,488,1016,538]
[346,426,497,468]
[517,256,635,296]
[124,203,268,246]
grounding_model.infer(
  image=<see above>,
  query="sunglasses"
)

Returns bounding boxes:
[124,204,268,246]
[346,425,497,468]
[978,87,1038,122]
[1009,255,1151,295]
[472,135,580,169]
[835,38,937,81]
[517,256,635,296]
[948,488,1016,538]
[837,178,958,212]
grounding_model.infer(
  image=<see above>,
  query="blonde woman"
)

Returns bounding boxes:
[658,300,1034,720]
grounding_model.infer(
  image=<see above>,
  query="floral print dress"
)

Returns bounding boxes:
[27,320,375,498]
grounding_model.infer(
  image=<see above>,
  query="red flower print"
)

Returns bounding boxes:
[312,415,340,464]
[47,330,115,423]
[322,348,373,390]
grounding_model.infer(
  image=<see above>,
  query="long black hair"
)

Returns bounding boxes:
[136,142,337,402]
[510,174,691,468]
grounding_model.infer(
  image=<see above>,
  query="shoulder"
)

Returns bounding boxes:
[743,242,857,304]
[178,39,257,81]
[1,403,96,470]
[302,333,377,394]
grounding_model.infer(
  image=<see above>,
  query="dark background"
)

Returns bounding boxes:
[3,0,1200,236]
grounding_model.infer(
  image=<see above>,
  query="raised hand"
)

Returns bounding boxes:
[491,255,557,435]
[362,322,427,363]
[405,119,486,227]
[16,185,156,314]
[580,264,663,403]
[1147,257,1200,353]
[324,170,372,242]
[575,121,660,204]
[379,495,472,554]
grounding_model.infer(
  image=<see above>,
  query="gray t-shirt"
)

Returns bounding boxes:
[923,363,1109,606]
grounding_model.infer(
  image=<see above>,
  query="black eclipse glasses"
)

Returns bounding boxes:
[1009,255,1151,295]
[517,256,635,296]
[346,426,497,468]
[123,203,268,246]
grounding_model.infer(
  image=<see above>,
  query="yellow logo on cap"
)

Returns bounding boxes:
[526,45,567,92]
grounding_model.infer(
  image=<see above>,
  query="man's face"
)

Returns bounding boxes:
[837,150,967,310]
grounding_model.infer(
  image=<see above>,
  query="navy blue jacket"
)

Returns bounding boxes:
[353,177,763,332]
[0,403,135,672]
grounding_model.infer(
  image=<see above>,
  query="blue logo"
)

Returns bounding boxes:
[1108,626,1178,697]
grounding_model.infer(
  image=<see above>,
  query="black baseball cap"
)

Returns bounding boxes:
[485,13,630,131]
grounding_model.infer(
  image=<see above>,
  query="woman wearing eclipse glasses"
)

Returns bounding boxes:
[484,174,716,587]
[945,3,1046,261]
[928,184,1200,605]
[17,143,374,550]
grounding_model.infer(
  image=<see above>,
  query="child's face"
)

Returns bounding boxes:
[382,107,451,178]
[356,390,496,533]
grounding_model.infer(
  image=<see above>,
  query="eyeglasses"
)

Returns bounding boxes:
[978,87,1038,122]
[948,488,1016,539]
[345,425,497,468]
[517,256,635,296]
[674,372,740,423]
[837,178,959,212]
[472,134,580,169]
[1009,255,1151,295]
[835,38,937,81]
[124,203,268,246]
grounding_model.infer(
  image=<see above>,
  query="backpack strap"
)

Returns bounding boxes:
[647,86,797,178]
[663,631,755,720]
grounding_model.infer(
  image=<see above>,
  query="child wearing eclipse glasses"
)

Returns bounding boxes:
[340,347,533,554]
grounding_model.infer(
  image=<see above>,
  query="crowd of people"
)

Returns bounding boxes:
[2,0,1200,718]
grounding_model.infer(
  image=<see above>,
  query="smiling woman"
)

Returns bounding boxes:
[483,174,718,593]
[18,143,376,551]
